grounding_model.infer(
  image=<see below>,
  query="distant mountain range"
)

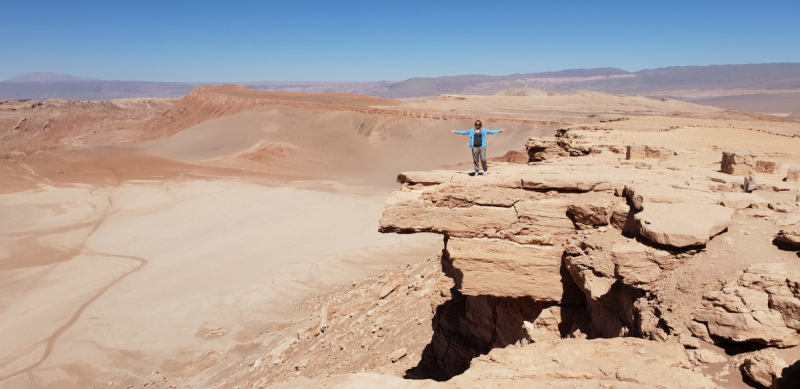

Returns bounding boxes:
[3,64,800,110]
[3,72,101,83]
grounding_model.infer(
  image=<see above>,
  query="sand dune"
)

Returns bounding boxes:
[142,105,551,187]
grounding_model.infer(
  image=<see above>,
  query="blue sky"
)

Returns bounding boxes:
[2,0,799,82]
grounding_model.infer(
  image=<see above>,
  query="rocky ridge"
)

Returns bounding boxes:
[369,130,800,386]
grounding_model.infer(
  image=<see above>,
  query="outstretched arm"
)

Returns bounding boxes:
[452,129,470,135]
[485,128,504,134]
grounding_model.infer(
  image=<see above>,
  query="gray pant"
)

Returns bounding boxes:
[472,147,487,172]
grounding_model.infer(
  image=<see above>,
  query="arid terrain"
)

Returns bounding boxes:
[2,84,800,389]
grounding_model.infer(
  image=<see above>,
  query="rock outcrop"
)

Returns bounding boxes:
[776,225,800,247]
[626,144,674,161]
[788,166,800,182]
[692,264,800,348]
[269,338,720,389]
[722,150,758,175]
[633,203,734,247]
[524,128,597,162]
[371,135,800,387]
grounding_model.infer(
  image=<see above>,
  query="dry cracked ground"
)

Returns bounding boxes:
[1,86,800,389]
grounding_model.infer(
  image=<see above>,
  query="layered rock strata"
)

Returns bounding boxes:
[692,264,800,348]
[270,338,720,389]
[377,135,800,384]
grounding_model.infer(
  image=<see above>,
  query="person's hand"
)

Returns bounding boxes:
[451,129,456,133]
[500,128,504,133]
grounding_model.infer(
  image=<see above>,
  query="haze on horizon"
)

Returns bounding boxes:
[2,0,800,83]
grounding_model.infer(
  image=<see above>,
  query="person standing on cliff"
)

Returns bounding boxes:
[451,120,504,176]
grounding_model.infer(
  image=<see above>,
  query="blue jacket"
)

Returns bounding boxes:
[454,128,502,148]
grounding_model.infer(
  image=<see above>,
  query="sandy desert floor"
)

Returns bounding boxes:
[1,86,799,388]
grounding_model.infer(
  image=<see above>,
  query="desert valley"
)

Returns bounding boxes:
[2,76,800,389]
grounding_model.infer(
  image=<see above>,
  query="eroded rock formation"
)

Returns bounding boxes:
[374,134,800,385]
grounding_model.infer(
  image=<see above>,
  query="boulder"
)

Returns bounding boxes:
[776,225,800,247]
[626,144,647,160]
[740,350,788,388]
[755,159,780,174]
[686,349,727,365]
[380,274,407,299]
[611,242,663,287]
[692,264,800,347]
[787,165,800,182]
[445,238,564,301]
[565,253,616,300]
[567,199,613,226]
[634,203,734,248]
[721,150,757,176]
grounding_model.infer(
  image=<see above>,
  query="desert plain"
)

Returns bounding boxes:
[1,85,800,389]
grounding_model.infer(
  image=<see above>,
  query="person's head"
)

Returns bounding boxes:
[475,120,482,130]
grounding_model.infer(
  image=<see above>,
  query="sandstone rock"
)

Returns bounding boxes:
[740,351,788,388]
[611,202,637,233]
[519,173,613,192]
[378,191,518,237]
[624,184,721,211]
[686,349,727,365]
[322,306,337,320]
[678,333,700,349]
[389,348,407,362]
[722,150,757,176]
[380,274,407,299]
[719,192,769,209]
[611,242,663,287]
[297,321,321,340]
[567,199,613,226]
[424,182,538,207]
[756,159,780,174]
[627,144,646,160]
[525,137,568,162]
[445,238,564,301]
[645,145,674,161]
[692,264,800,347]
[450,338,720,389]
[787,166,800,182]
[687,320,714,343]
[510,198,574,244]
[523,306,564,342]
[634,203,734,247]
[273,339,720,388]
[776,226,800,248]
[627,144,674,161]
[269,337,298,358]
[564,254,616,300]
